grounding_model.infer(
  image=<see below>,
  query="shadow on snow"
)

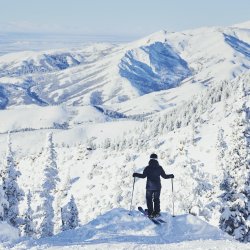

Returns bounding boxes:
[22,208,229,248]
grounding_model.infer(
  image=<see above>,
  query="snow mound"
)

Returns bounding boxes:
[0,222,19,243]
[82,208,229,244]
[16,208,234,249]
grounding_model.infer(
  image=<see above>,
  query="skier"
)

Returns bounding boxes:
[133,153,174,218]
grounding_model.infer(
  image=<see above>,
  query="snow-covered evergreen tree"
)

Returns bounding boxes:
[1,132,24,227]
[0,185,8,222]
[86,137,97,150]
[103,138,111,149]
[23,190,35,237]
[61,195,79,231]
[216,128,227,169]
[178,157,212,215]
[38,132,60,238]
[219,108,250,242]
[54,167,71,234]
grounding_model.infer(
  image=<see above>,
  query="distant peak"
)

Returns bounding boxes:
[231,20,250,29]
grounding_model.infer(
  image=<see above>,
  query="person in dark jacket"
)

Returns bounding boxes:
[133,153,174,218]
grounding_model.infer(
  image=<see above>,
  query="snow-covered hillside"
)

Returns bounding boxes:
[5,208,249,250]
[0,21,250,249]
[0,23,250,111]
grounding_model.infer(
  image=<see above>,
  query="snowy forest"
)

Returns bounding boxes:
[0,132,79,238]
[0,72,249,242]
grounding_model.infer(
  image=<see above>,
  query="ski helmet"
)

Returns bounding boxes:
[150,153,158,159]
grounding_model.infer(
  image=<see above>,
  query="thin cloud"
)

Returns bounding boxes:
[0,21,85,34]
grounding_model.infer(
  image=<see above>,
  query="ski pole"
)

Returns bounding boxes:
[171,178,175,217]
[129,177,136,215]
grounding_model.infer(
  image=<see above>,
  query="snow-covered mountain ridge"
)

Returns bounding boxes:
[0,23,250,112]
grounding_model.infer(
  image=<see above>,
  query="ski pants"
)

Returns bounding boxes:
[146,189,161,215]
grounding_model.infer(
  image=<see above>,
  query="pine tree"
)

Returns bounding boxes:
[86,137,96,150]
[219,109,250,241]
[216,128,227,167]
[103,138,111,149]
[61,195,79,231]
[24,190,35,237]
[178,157,212,215]
[54,167,71,234]
[0,185,8,222]
[38,132,60,238]
[1,132,24,227]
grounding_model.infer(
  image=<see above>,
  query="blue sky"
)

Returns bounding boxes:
[0,0,249,38]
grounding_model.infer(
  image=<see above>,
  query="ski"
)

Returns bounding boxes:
[155,218,167,223]
[144,209,167,224]
[138,206,161,225]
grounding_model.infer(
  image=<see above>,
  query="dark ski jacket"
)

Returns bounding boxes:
[133,159,173,190]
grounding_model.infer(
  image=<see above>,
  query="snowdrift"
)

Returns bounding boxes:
[14,208,244,250]
[0,222,19,243]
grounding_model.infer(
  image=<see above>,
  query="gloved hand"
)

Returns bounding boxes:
[170,174,174,179]
[133,173,137,178]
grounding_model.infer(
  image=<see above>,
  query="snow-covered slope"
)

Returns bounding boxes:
[7,208,249,250]
[0,104,120,133]
[0,222,19,243]
[0,24,250,111]
[232,20,250,29]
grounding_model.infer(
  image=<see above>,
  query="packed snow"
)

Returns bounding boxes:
[3,209,248,250]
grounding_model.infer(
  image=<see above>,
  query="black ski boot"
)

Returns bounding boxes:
[153,211,161,218]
